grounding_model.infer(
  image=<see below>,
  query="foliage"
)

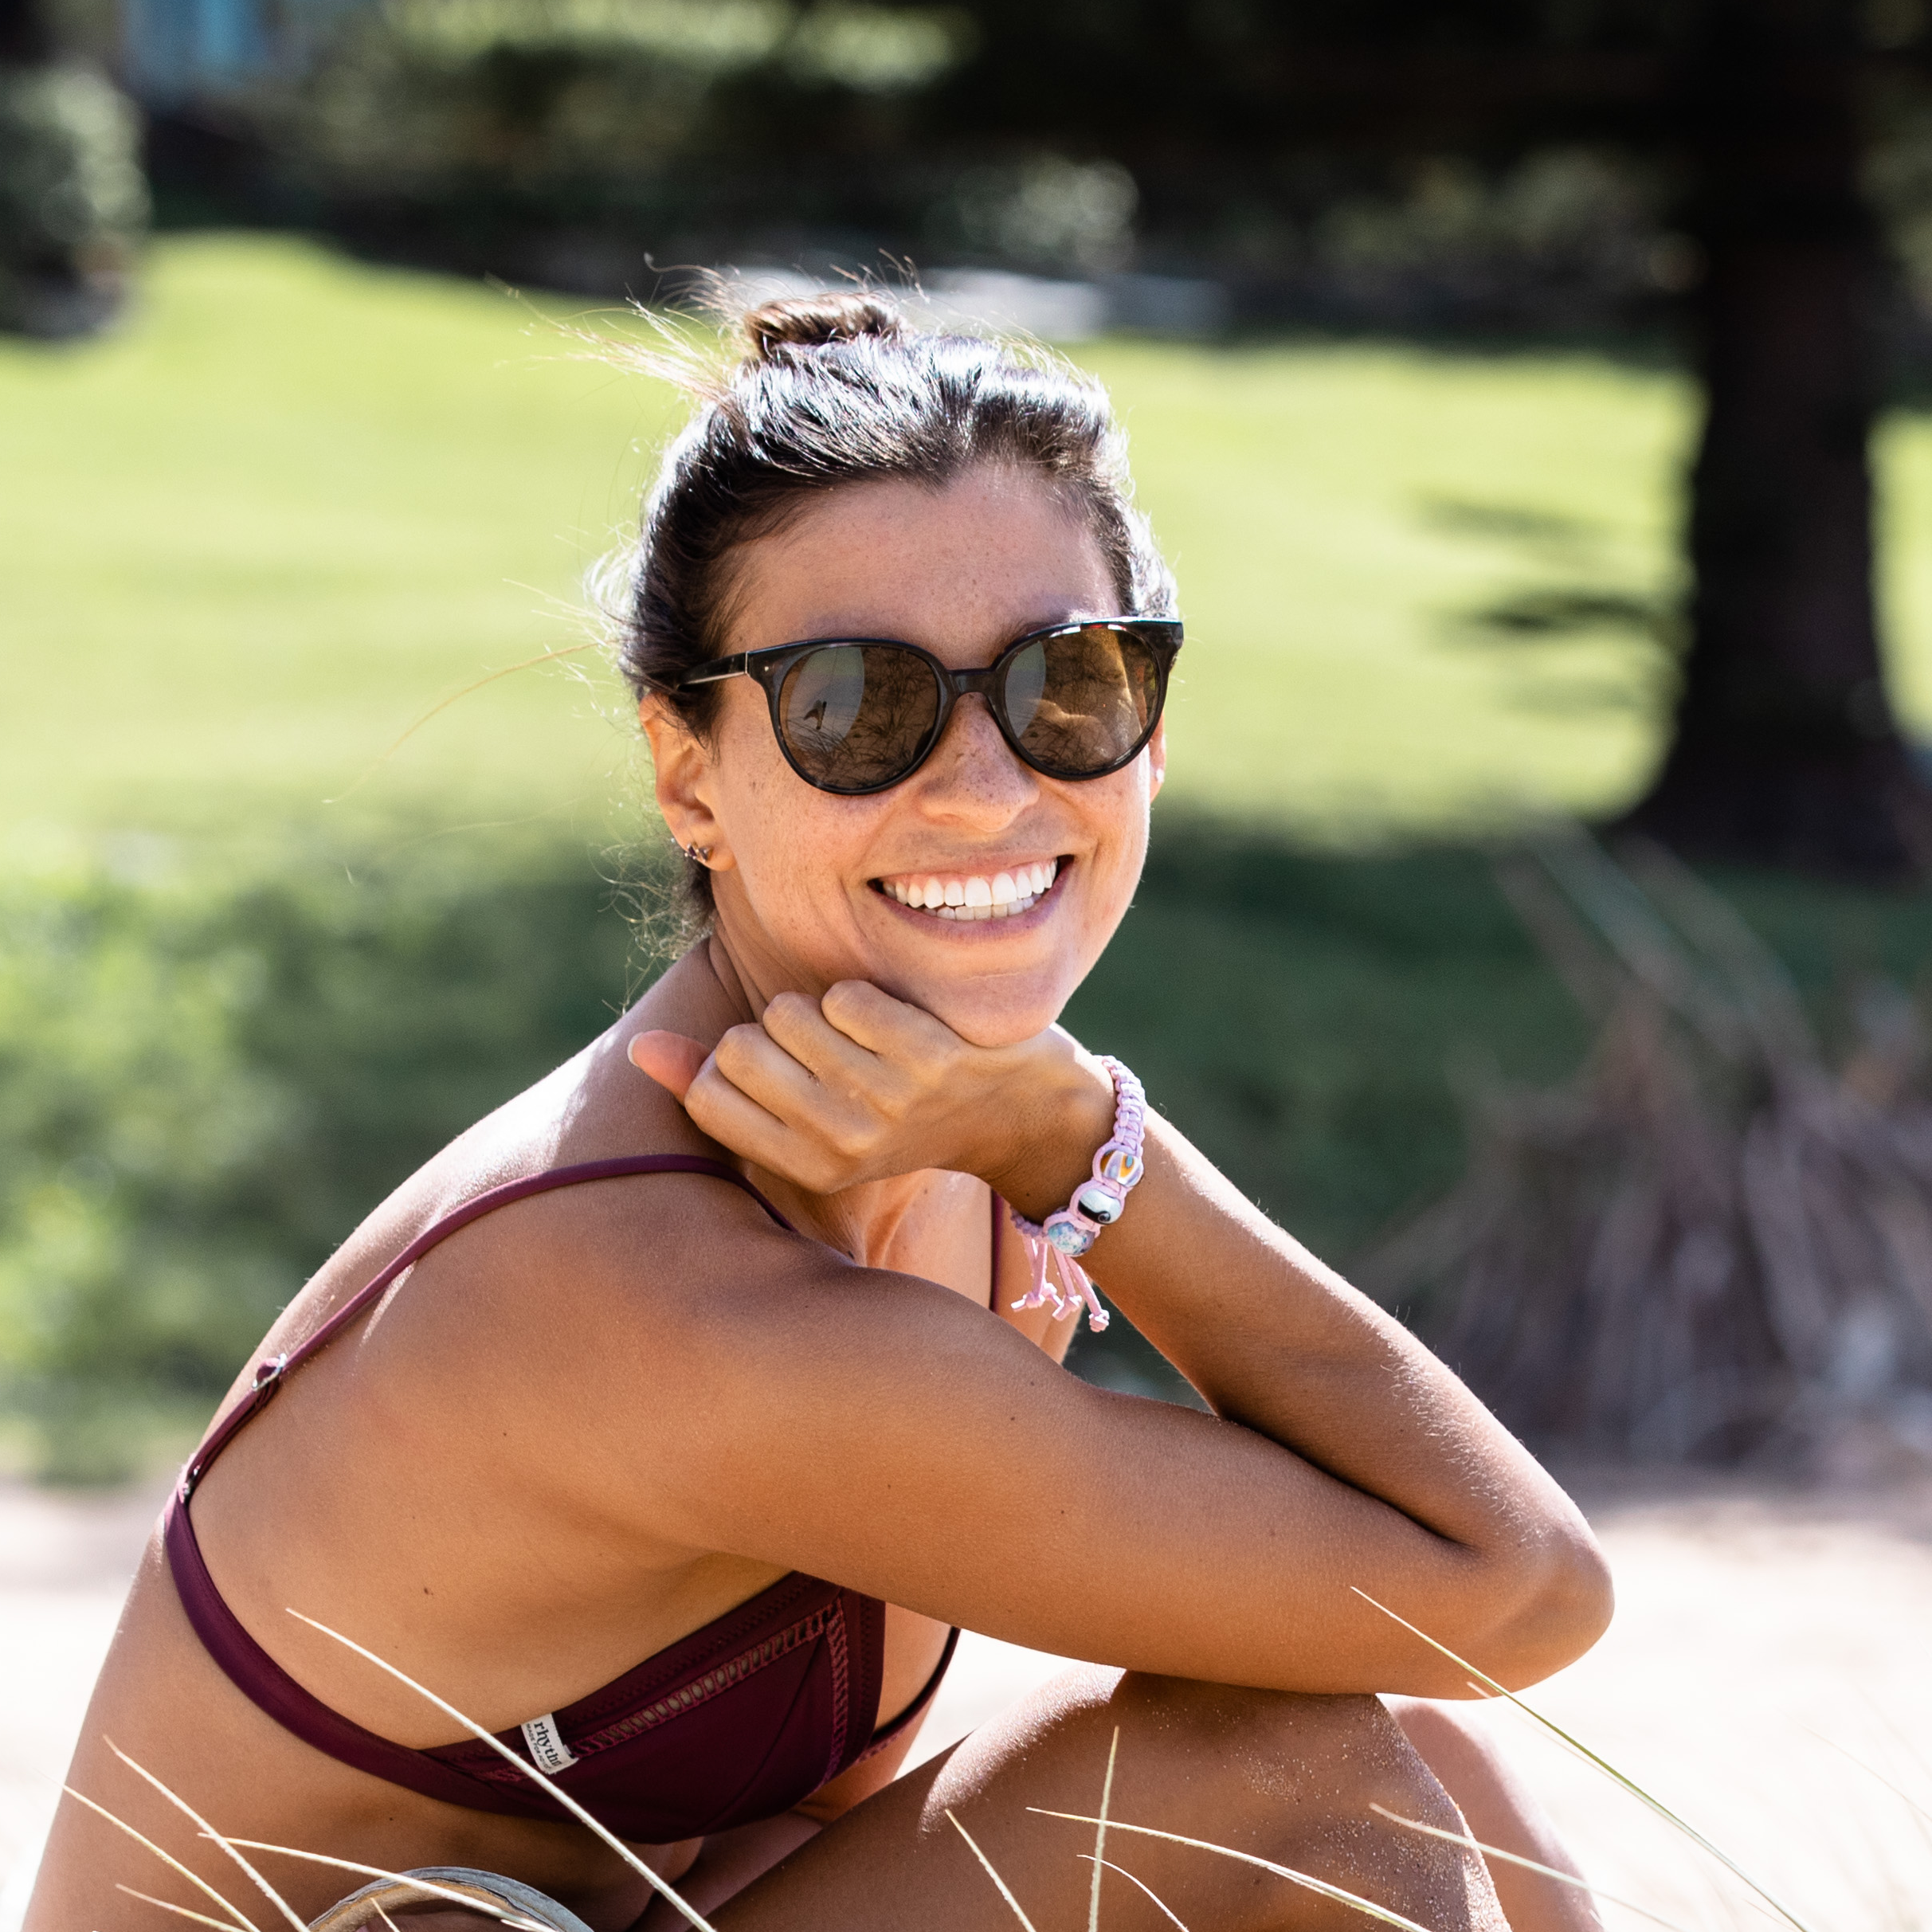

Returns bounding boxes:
[0,235,1712,845]
[1370,836,1932,1466]
[0,61,147,335]
[271,0,975,257]
[0,829,642,1479]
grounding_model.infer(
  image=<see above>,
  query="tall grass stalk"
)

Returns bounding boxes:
[1027,1809,1441,1932]
[214,1844,552,1932]
[946,1812,1044,1932]
[1368,1806,1688,1930]
[106,1742,309,1932]
[1080,1857,1192,1932]
[61,1781,262,1932]
[1350,1589,1815,1932]
[1087,1726,1119,1932]
[119,1881,266,1929]
[289,1610,715,1932]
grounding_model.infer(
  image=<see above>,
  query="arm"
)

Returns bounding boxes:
[617,989,1611,1695]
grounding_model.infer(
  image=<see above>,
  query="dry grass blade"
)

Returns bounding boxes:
[107,1743,308,1932]
[288,1609,717,1932]
[119,1885,267,1931]
[946,1810,1040,1932]
[64,1785,262,1932]
[322,641,602,804]
[215,1840,550,1931]
[1089,1726,1120,1932]
[1029,1811,1440,1932]
[1350,1590,1815,1932]
[1369,1806,1687,1931]
[1078,1856,1193,1932]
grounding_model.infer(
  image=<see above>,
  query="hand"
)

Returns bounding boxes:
[628,982,1112,1207]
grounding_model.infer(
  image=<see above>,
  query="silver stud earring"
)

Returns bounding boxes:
[684,841,712,866]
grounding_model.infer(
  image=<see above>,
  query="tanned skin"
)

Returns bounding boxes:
[29,465,1610,1932]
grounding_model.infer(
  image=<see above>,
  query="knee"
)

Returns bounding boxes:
[1121,1675,1464,1837]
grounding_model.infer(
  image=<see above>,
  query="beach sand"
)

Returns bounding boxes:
[5,1468,1928,1929]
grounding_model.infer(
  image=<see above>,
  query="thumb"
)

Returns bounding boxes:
[628,1029,711,1103]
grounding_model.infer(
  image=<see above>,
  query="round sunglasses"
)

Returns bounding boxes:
[675,617,1182,797]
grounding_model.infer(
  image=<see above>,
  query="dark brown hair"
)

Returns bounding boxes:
[612,288,1176,914]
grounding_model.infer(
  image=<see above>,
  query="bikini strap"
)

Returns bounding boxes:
[179,1156,793,1501]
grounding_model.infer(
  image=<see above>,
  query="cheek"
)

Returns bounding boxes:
[715,731,880,918]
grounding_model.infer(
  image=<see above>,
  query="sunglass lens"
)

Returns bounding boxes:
[1006,625,1163,778]
[776,644,943,792]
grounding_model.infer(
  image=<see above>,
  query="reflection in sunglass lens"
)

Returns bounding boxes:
[1006,625,1161,778]
[776,644,943,791]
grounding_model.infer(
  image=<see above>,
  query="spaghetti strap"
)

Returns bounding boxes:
[162,1152,965,1844]
[180,1155,792,1500]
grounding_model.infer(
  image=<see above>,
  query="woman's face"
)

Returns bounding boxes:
[643,464,1164,1047]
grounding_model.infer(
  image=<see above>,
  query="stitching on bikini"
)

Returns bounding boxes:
[467,1607,836,1778]
[824,1600,850,1783]
[553,1574,829,1733]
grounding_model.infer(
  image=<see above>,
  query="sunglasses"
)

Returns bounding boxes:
[675,617,1182,797]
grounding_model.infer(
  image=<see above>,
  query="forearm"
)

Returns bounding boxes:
[992,1073,1608,1682]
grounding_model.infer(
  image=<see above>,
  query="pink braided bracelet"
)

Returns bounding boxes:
[1009,1055,1146,1333]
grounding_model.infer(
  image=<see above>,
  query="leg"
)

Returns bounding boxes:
[1386,1699,1601,1932]
[675,1669,1507,1932]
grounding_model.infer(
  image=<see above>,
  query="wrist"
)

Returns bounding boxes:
[978,1043,1119,1222]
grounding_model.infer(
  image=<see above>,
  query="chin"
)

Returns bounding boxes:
[900,975,1070,1049]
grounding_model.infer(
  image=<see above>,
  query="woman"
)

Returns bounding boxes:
[26,293,1612,1932]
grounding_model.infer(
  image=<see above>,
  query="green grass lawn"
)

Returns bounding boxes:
[0,232,1691,842]
[14,232,1932,846]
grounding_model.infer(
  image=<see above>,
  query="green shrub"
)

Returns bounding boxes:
[0,61,147,335]
[0,829,645,1478]
[276,0,974,253]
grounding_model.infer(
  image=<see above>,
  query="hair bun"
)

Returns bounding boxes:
[741,290,908,362]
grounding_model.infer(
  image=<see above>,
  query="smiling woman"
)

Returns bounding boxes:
[25,293,1611,1932]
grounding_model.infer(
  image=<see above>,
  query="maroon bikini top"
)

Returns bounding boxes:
[164,1156,977,1844]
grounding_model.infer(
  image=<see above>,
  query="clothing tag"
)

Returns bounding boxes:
[520,1713,578,1773]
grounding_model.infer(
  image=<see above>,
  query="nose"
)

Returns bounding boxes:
[911,690,1040,825]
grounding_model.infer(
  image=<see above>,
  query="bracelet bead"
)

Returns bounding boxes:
[1008,1056,1146,1330]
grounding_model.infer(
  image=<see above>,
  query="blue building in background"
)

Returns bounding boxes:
[121,0,368,103]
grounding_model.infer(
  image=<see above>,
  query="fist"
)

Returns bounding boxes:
[629,981,1107,1204]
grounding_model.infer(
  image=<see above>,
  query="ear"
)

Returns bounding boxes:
[640,695,731,870]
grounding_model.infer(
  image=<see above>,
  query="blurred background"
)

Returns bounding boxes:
[14,0,1932,1475]
[14,0,1932,1481]
[12,5,1932,1923]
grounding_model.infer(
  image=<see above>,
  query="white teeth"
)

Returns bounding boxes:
[879,862,1060,922]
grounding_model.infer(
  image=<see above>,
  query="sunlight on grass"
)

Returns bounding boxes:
[0,234,672,843]
[13,233,1932,848]
[0,233,1687,848]
[1080,335,1692,835]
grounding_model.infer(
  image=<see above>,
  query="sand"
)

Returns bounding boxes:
[4,1469,1928,1930]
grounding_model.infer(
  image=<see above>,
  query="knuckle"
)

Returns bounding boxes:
[821,980,874,1025]
[766,990,814,1033]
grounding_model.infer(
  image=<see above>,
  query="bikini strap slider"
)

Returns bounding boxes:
[253,1352,289,1392]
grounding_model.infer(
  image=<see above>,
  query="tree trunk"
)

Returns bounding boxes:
[0,0,52,63]
[1624,5,1932,877]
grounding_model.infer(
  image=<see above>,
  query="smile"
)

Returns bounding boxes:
[873,859,1059,922]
